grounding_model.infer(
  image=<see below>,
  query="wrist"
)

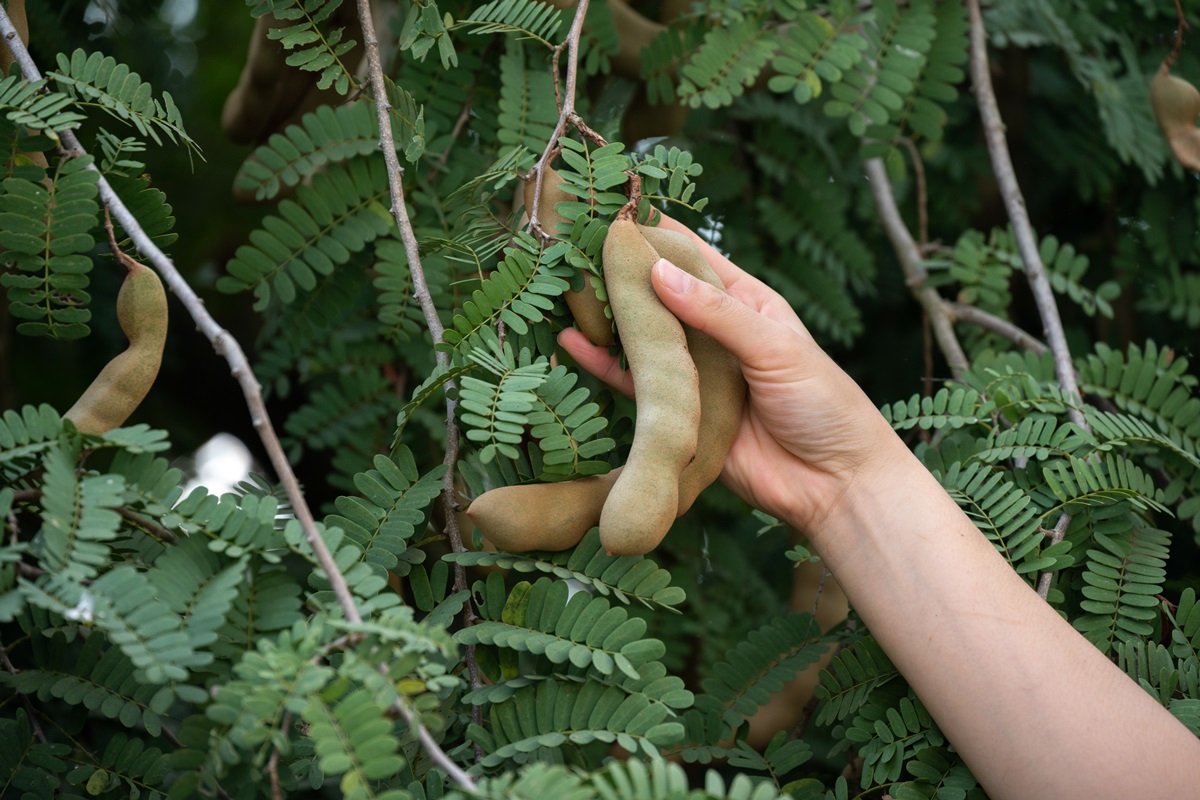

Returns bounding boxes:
[800,433,931,574]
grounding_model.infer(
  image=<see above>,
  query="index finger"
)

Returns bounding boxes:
[650,210,810,337]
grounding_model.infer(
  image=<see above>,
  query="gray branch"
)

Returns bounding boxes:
[864,158,969,379]
[966,0,1088,434]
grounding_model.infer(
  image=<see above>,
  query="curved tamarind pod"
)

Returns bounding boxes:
[599,218,700,556]
[222,6,363,147]
[525,167,614,346]
[543,0,664,81]
[744,550,848,748]
[65,255,168,435]
[1151,65,1200,172]
[466,467,623,552]
[620,0,691,143]
[638,225,746,513]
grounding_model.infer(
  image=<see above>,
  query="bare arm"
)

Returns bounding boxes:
[560,218,1200,798]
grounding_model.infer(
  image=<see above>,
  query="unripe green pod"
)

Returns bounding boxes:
[638,225,746,513]
[65,256,168,435]
[466,467,623,552]
[599,218,700,556]
[524,166,614,346]
[1151,66,1200,172]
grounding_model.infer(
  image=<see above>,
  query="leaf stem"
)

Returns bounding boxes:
[0,4,364,626]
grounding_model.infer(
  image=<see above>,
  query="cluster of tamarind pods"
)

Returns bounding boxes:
[466,168,747,557]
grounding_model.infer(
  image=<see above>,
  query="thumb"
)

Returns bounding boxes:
[651,257,787,369]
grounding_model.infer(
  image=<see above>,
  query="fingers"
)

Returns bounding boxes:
[652,213,809,337]
[557,327,635,398]
[651,258,809,371]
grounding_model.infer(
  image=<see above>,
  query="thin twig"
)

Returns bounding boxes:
[1035,513,1072,600]
[967,0,1085,602]
[528,0,591,236]
[0,6,363,626]
[392,697,478,793]
[351,0,485,757]
[897,138,929,249]
[0,639,48,743]
[268,711,291,800]
[1165,0,1189,71]
[967,0,1088,434]
[945,301,1048,355]
[863,158,969,379]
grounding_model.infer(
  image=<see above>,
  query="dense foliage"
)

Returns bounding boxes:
[2,0,1199,798]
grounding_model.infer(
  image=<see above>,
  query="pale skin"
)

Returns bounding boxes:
[558,215,1200,799]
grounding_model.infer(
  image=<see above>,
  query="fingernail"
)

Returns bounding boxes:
[654,258,694,294]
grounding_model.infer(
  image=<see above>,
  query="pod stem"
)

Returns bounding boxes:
[1164,0,1190,71]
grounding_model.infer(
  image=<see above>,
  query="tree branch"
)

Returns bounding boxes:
[0,5,363,625]
[351,0,486,757]
[863,158,969,379]
[528,0,591,236]
[945,302,1047,355]
[392,697,478,793]
[967,0,1088,434]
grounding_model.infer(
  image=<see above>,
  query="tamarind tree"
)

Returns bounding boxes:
[2,0,1200,797]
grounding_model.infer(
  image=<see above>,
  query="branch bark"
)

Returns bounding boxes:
[966,0,1088,434]
[528,0,591,235]
[351,0,485,757]
[0,5,363,625]
[863,158,969,379]
[967,0,1087,602]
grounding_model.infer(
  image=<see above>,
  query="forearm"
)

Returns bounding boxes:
[805,439,1200,799]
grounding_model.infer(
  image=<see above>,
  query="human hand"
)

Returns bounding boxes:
[558,215,904,534]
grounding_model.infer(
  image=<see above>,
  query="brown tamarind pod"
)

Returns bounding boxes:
[543,0,664,81]
[65,254,168,435]
[466,467,623,552]
[222,6,363,147]
[743,552,848,748]
[620,0,691,143]
[599,218,700,556]
[638,225,746,513]
[1150,65,1200,172]
[525,167,615,346]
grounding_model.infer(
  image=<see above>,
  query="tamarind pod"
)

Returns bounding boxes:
[620,0,692,143]
[543,0,664,81]
[638,226,745,513]
[599,219,700,556]
[65,256,168,435]
[621,83,691,143]
[467,467,623,552]
[222,4,363,146]
[1150,66,1200,172]
[525,167,615,346]
[0,0,26,76]
[744,552,848,748]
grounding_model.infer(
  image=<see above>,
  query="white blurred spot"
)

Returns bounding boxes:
[63,591,94,623]
[182,433,254,498]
